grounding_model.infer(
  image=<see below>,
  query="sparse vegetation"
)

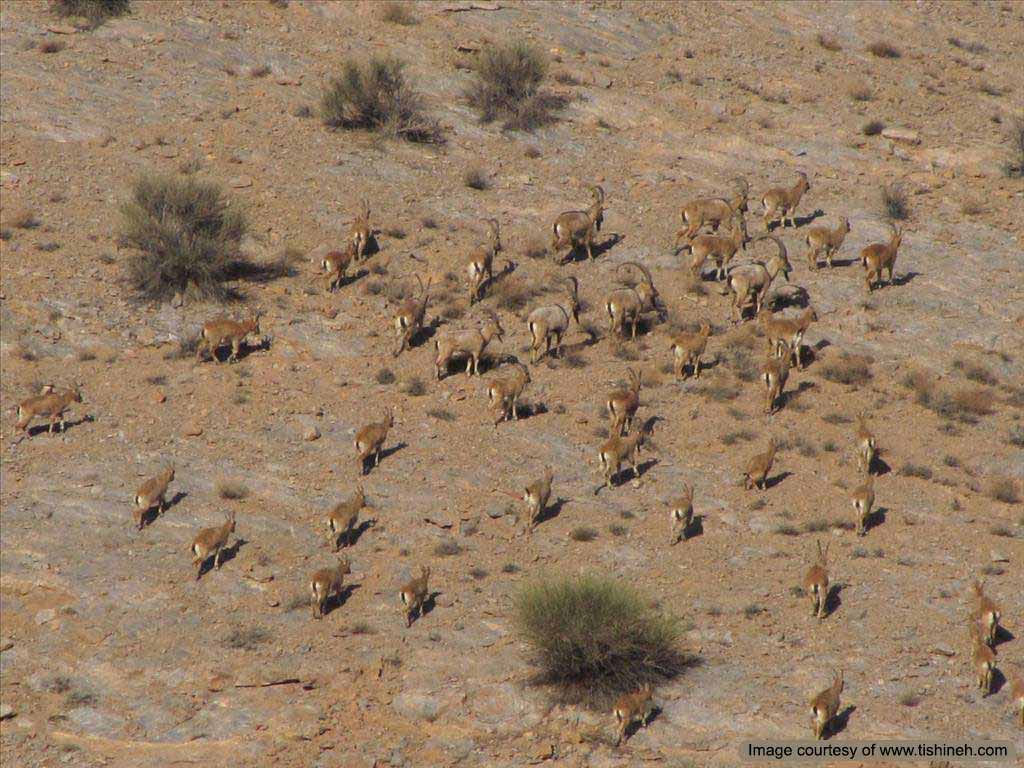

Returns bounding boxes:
[470,567,488,580]
[899,463,933,480]
[948,37,986,54]
[50,0,130,27]
[1001,118,1024,178]
[898,691,921,707]
[463,167,490,190]
[803,519,829,533]
[502,563,521,574]
[465,41,566,131]
[217,480,249,501]
[772,523,800,537]
[881,184,909,221]
[10,209,39,229]
[867,41,901,59]
[433,539,463,557]
[986,476,1019,505]
[1008,425,1024,448]
[120,174,248,303]
[570,526,598,542]
[862,119,885,136]
[321,57,441,143]
[39,39,66,54]
[743,603,765,619]
[988,524,1014,538]
[819,353,873,386]
[375,367,396,385]
[722,429,756,445]
[402,376,427,397]
[816,33,842,52]
[515,575,686,708]
[380,1,417,25]
[224,626,270,650]
[427,408,456,422]
[848,83,872,101]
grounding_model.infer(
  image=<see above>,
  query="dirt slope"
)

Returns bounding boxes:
[1,2,1022,767]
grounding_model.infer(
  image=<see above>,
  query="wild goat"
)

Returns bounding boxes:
[679,212,748,281]
[855,414,876,474]
[743,438,777,490]
[861,224,903,292]
[400,566,430,627]
[803,539,831,619]
[393,275,431,357]
[191,511,235,580]
[355,407,394,475]
[310,558,351,619]
[605,261,664,339]
[327,485,366,550]
[671,322,712,379]
[669,483,695,545]
[677,178,749,240]
[613,684,655,746]
[971,580,1001,648]
[809,670,843,740]
[804,217,850,269]
[760,349,791,415]
[197,314,261,363]
[348,199,372,262]
[723,235,791,322]
[527,276,580,363]
[519,467,554,531]
[606,367,641,436]
[16,385,82,436]
[434,311,504,379]
[466,218,501,305]
[487,361,531,424]
[852,476,875,536]
[552,185,604,262]
[596,423,648,493]
[969,620,996,695]
[759,306,817,370]
[322,246,354,293]
[762,171,810,230]
[133,466,175,531]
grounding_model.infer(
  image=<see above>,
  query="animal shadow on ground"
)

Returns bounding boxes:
[684,514,705,540]
[619,704,662,745]
[534,497,567,528]
[764,470,792,490]
[780,380,815,409]
[421,591,440,620]
[769,285,810,310]
[196,538,246,580]
[25,415,92,438]
[559,233,624,264]
[139,491,188,530]
[338,519,374,549]
[362,442,407,474]
[792,209,826,228]
[989,667,1007,695]
[512,402,547,421]
[863,506,886,535]
[891,271,919,287]
[870,455,891,476]
[825,582,845,616]
[829,706,856,738]
[993,625,1015,648]
[322,583,361,617]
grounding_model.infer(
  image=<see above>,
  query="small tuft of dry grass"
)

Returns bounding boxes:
[39,39,66,54]
[524,145,542,159]
[463,167,490,190]
[10,209,39,229]
[867,41,901,59]
[217,480,249,500]
[986,476,1019,505]
[375,367,396,385]
[402,376,427,397]
[380,1,417,25]
[224,626,270,650]
[521,235,548,260]
[772,523,800,537]
[433,539,463,557]
[881,184,909,221]
[818,353,873,386]
[848,83,872,101]
[1001,118,1024,178]
[899,463,932,481]
[816,33,842,52]
[569,526,598,542]
[862,119,885,136]
[427,408,456,422]
[948,37,986,54]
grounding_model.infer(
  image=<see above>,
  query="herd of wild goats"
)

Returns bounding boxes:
[12,171,1023,744]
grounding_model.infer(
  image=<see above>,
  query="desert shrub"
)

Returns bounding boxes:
[9,209,39,229]
[321,57,441,143]
[421,217,438,229]
[50,0,130,27]
[402,376,426,396]
[569,526,598,542]
[988,524,1013,538]
[39,39,66,53]
[524,145,542,158]
[848,83,872,101]
[1002,118,1024,178]
[899,463,933,480]
[375,367,396,385]
[465,41,565,131]
[722,430,755,446]
[948,37,986,54]
[469,567,488,580]
[743,604,765,618]
[1008,425,1024,447]
[816,33,842,52]
[492,277,545,312]
[515,575,686,708]
[881,184,909,221]
[986,476,1019,505]
[959,362,998,385]
[434,539,463,557]
[217,480,248,500]
[224,626,270,650]
[803,519,829,533]
[867,41,901,59]
[502,563,521,574]
[463,167,490,190]
[380,1,417,25]
[818,353,872,385]
[521,235,547,261]
[862,119,885,136]
[427,408,456,422]
[772,523,800,537]
[120,174,248,302]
